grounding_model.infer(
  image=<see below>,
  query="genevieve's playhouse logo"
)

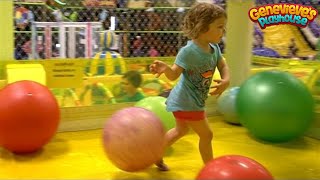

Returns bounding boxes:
[249,3,318,29]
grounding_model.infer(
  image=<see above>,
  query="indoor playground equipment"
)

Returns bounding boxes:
[262,25,317,58]
[100,30,118,51]
[79,81,116,105]
[110,76,174,100]
[140,78,175,96]
[84,29,126,76]
[1,0,320,179]
[6,63,46,85]
[85,50,127,76]
[51,88,81,107]
[79,29,127,102]
[31,21,103,59]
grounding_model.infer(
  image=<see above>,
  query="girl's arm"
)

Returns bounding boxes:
[164,64,184,81]
[217,57,230,82]
[150,60,184,81]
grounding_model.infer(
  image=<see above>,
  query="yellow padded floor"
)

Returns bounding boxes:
[0,116,319,179]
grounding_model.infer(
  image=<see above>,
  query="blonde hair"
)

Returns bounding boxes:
[182,3,226,39]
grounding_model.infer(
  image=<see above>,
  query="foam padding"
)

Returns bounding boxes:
[6,64,46,85]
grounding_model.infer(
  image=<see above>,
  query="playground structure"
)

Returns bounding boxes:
[31,21,103,59]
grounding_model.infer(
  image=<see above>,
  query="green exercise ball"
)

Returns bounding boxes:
[135,96,176,131]
[236,70,315,142]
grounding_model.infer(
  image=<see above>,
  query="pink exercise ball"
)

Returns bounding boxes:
[102,107,165,172]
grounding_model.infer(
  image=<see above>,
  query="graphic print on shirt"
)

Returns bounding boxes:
[187,63,214,104]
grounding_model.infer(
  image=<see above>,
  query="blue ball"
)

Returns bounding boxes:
[217,87,240,124]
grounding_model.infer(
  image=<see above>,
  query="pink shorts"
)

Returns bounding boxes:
[173,111,206,121]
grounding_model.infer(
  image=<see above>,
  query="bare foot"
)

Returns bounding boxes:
[155,159,169,171]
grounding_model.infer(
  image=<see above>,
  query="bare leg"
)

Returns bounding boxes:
[164,119,189,147]
[156,119,189,171]
[187,119,213,164]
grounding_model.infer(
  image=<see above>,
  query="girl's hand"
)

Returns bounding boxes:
[210,79,230,97]
[149,60,169,78]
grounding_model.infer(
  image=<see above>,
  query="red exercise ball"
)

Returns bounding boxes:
[0,80,60,153]
[196,155,273,180]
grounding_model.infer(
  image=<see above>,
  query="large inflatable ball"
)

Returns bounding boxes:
[135,96,176,131]
[217,87,240,124]
[102,107,165,172]
[0,81,60,153]
[196,155,273,180]
[236,71,315,142]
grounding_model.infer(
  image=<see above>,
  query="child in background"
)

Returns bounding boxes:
[80,78,116,105]
[116,70,145,103]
